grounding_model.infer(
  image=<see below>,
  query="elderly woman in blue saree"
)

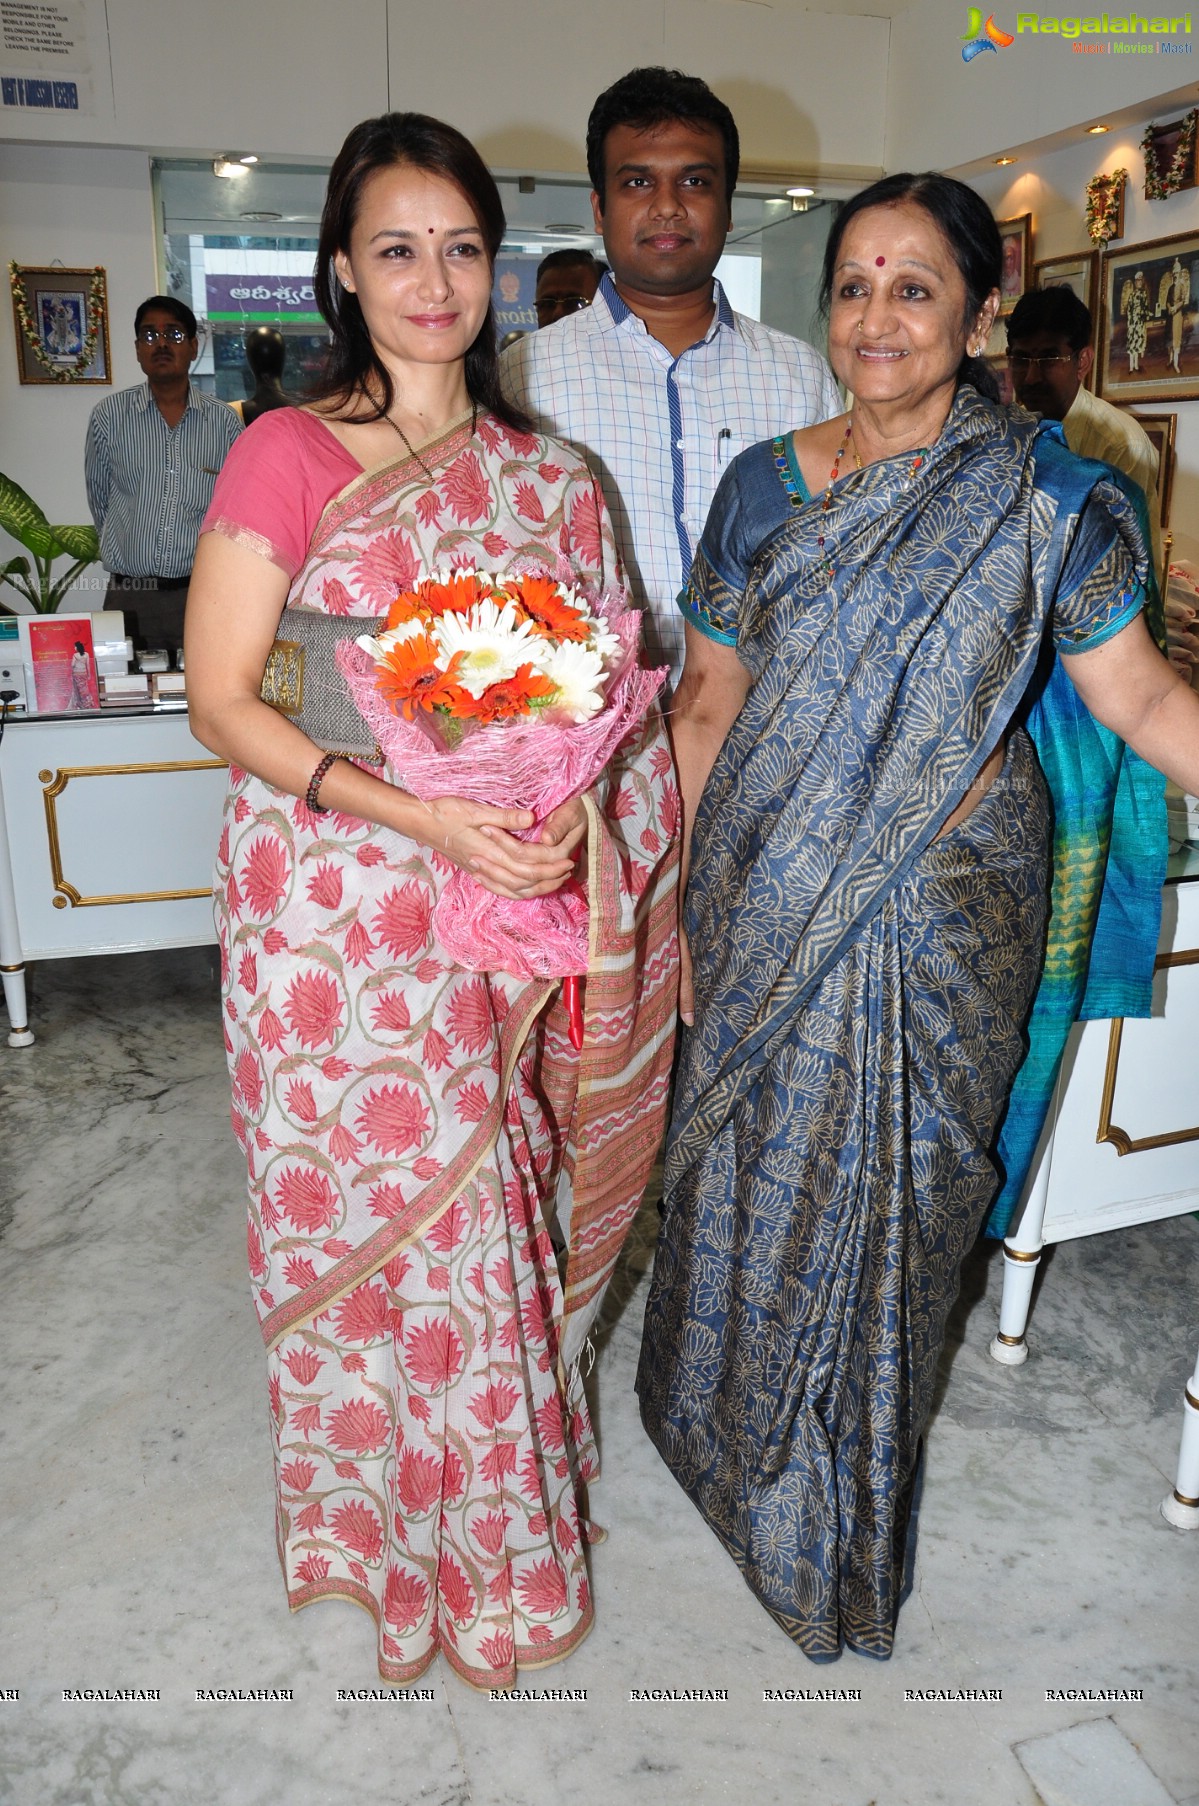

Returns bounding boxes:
[636,173,1199,1663]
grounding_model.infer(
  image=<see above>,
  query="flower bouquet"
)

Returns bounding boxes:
[337,566,667,1037]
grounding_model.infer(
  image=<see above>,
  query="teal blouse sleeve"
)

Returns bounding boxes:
[1035,447,1152,656]
[678,439,808,647]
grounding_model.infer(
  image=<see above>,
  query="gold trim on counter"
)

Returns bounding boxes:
[1097,949,1199,1154]
[40,759,226,909]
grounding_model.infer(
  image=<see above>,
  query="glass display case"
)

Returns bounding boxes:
[151,157,843,405]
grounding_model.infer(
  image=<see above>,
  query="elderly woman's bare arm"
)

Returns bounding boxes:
[667,624,751,1021]
[1064,611,1199,795]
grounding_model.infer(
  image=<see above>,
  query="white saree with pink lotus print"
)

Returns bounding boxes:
[210,408,679,1687]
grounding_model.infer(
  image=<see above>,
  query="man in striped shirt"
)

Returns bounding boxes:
[84,295,241,653]
[501,67,840,682]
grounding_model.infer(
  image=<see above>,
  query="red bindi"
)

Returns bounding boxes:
[875,256,886,267]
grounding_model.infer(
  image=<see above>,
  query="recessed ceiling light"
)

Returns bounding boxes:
[213,156,250,180]
[786,186,814,198]
[239,154,259,164]
[994,156,1016,166]
[241,210,282,221]
[1087,124,1110,134]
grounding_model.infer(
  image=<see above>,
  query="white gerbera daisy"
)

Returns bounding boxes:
[356,615,427,661]
[433,597,543,698]
[587,617,623,668]
[540,640,608,722]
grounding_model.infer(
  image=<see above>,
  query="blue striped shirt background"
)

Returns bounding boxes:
[84,382,242,579]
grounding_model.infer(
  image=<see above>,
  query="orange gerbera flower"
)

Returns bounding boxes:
[512,574,590,642]
[460,663,558,724]
[385,590,428,631]
[421,570,486,619]
[376,633,468,719]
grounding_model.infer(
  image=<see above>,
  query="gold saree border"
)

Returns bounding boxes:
[287,1574,596,1690]
[301,405,479,570]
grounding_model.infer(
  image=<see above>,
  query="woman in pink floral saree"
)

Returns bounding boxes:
[186,113,678,1689]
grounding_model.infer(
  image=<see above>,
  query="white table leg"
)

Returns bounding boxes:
[989,1107,1056,1366]
[0,773,33,1046]
[1161,1349,1199,1530]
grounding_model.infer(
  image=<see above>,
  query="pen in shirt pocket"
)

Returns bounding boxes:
[717,427,734,466]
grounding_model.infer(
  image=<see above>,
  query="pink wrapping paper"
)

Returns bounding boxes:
[337,588,667,980]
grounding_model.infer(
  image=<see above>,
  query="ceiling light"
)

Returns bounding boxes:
[213,156,250,180]
[1087,124,1111,134]
[239,154,259,164]
[994,156,1016,166]
[786,186,814,198]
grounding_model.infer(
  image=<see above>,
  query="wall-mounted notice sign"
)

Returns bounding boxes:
[0,0,111,120]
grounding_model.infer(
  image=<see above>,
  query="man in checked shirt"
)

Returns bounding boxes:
[501,65,840,684]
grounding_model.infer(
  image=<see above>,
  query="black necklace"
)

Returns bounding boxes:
[383,403,477,481]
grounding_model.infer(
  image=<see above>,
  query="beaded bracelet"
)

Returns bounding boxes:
[304,750,341,815]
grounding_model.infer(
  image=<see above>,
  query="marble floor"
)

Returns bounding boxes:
[2,946,1197,1806]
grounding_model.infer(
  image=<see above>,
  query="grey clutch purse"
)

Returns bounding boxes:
[260,606,384,761]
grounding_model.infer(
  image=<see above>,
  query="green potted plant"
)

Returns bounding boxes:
[0,471,99,614]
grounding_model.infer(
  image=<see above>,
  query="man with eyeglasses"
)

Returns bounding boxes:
[84,295,241,654]
[1006,287,1160,568]
[534,250,606,328]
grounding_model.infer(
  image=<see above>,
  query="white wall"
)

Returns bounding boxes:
[400,0,889,177]
[887,0,1197,172]
[0,0,389,158]
[972,132,1199,562]
[0,0,889,172]
[1,144,156,610]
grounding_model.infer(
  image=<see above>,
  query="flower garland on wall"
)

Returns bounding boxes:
[1142,110,1198,200]
[8,262,105,380]
[1085,170,1127,244]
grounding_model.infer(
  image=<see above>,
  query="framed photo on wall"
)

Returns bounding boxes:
[1033,250,1099,316]
[1130,410,1178,529]
[1143,116,1198,199]
[8,263,110,385]
[997,215,1033,314]
[1098,232,1199,404]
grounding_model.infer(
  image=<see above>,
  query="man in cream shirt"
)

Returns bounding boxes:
[1006,286,1160,565]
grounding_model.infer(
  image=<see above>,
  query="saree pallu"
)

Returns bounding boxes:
[638,389,1161,1659]
[986,466,1167,1236]
[212,412,679,1687]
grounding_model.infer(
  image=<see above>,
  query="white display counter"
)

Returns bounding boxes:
[989,848,1199,1365]
[0,707,227,1044]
